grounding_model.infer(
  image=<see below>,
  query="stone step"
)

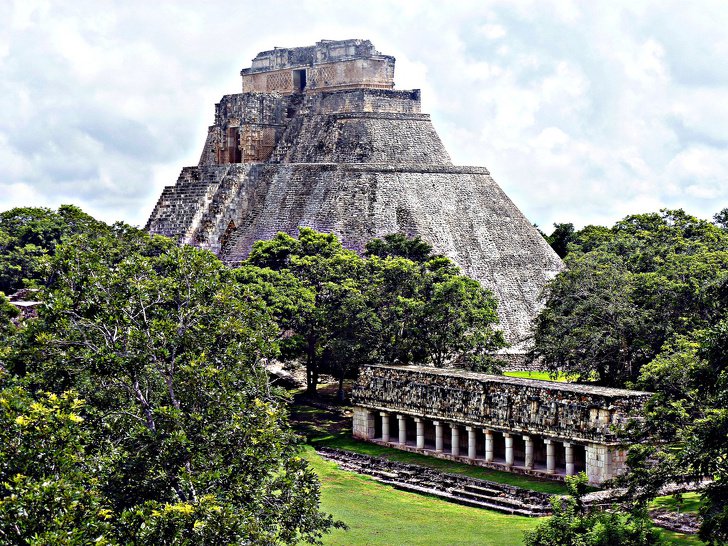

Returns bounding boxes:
[316,447,553,517]
[462,483,506,497]
[388,481,542,517]
[450,488,550,514]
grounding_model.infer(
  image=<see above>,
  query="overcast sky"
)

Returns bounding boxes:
[2,0,727,230]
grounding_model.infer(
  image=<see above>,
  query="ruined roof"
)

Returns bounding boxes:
[242,39,393,74]
[369,365,653,398]
[352,364,651,445]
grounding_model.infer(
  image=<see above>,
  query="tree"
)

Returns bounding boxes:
[629,320,728,545]
[713,207,728,230]
[546,222,576,258]
[524,474,664,546]
[0,205,107,294]
[405,257,505,370]
[532,209,728,387]
[13,226,338,544]
[246,228,369,396]
[0,382,116,545]
[531,252,649,386]
[364,233,434,262]
[247,229,506,395]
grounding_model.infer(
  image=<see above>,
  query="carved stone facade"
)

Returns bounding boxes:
[352,365,651,485]
[145,39,564,353]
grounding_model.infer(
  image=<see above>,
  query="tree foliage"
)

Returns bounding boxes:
[2,224,339,544]
[0,205,507,542]
[536,208,728,543]
[246,228,505,395]
[532,209,728,386]
[0,205,108,294]
[545,222,576,258]
[524,474,664,546]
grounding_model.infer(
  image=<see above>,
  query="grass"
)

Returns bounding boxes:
[315,433,571,495]
[503,370,571,382]
[304,444,538,545]
[291,388,703,545]
[304,445,703,546]
[651,492,704,514]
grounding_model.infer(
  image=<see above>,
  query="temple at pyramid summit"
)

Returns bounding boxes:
[146,39,564,355]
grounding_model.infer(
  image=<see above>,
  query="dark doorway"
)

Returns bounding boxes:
[293,69,307,91]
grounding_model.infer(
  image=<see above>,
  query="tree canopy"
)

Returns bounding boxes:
[245,228,505,396]
[0,205,508,542]
[532,209,728,387]
[1,217,339,544]
[536,208,728,543]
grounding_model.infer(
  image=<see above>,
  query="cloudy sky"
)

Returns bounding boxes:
[2,0,727,230]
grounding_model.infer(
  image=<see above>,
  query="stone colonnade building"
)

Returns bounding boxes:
[352,365,651,485]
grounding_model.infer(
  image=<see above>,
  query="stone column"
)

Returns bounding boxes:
[380,412,390,443]
[397,414,407,446]
[545,439,556,474]
[415,417,425,449]
[564,442,575,476]
[466,426,477,460]
[450,424,460,457]
[524,435,534,470]
[483,429,494,462]
[504,432,514,467]
[433,421,444,452]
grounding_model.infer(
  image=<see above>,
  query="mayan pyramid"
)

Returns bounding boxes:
[146,39,564,355]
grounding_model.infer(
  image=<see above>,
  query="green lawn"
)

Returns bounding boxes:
[651,492,704,514]
[503,371,571,382]
[304,446,702,546]
[314,434,571,495]
[305,445,538,545]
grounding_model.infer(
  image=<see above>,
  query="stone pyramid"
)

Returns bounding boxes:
[146,39,564,355]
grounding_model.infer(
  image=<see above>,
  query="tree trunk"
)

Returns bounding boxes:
[337,371,345,402]
[306,336,318,397]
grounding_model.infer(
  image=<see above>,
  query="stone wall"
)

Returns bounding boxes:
[240,39,395,94]
[352,365,650,445]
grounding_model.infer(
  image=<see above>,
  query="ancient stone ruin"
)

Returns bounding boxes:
[145,38,563,354]
[352,365,651,485]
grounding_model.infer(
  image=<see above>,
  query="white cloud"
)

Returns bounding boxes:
[1,0,728,231]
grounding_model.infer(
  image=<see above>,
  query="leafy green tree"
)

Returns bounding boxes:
[524,474,664,546]
[0,205,107,294]
[0,294,19,370]
[15,226,338,544]
[364,233,434,262]
[713,207,728,230]
[629,321,728,545]
[0,383,116,545]
[247,229,506,394]
[546,222,576,258]
[246,228,368,396]
[531,252,649,386]
[404,257,505,370]
[532,209,728,387]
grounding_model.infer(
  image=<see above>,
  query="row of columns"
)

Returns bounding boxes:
[381,412,577,475]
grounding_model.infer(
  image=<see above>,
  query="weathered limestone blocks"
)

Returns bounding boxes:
[352,406,375,439]
[352,365,650,444]
[241,39,395,94]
